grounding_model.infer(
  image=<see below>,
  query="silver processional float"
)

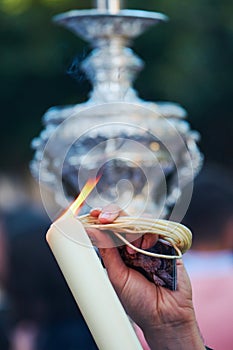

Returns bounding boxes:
[31,0,203,220]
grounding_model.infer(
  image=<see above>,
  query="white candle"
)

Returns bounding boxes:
[46,210,143,350]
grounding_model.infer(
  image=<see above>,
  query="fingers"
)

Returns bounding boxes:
[176,259,192,295]
[141,234,158,250]
[88,205,123,248]
[90,208,102,217]
[125,236,143,254]
[89,205,130,289]
[90,204,127,224]
[125,233,158,254]
[86,228,115,248]
[90,205,158,253]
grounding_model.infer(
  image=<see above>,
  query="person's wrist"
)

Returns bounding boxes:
[142,317,206,350]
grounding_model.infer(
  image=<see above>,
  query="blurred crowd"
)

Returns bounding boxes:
[0,202,98,349]
[0,163,232,350]
[182,164,233,350]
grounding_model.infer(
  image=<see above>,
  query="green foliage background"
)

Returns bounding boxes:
[1,0,233,174]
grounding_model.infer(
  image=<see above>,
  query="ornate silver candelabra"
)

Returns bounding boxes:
[31,0,202,219]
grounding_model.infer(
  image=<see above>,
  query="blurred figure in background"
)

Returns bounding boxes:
[183,164,233,350]
[0,217,9,350]
[2,203,97,350]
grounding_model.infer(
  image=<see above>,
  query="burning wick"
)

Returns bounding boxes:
[69,177,100,216]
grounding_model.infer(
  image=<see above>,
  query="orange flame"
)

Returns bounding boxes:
[69,177,100,216]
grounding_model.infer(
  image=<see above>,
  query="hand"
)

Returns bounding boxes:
[88,205,206,350]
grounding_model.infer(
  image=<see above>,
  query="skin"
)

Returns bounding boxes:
[87,205,206,350]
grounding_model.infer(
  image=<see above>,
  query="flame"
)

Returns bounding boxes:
[69,177,100,216]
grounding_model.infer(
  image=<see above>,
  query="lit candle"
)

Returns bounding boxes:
[46,180,143,350]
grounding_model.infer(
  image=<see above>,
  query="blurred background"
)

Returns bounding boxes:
[1,0,233,200]
[0,0,233,349]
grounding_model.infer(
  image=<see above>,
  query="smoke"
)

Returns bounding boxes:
[66,48,89,83]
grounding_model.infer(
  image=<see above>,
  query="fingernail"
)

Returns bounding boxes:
[90,208,102,217]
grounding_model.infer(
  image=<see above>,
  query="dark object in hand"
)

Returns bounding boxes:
[118,241,177,291]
